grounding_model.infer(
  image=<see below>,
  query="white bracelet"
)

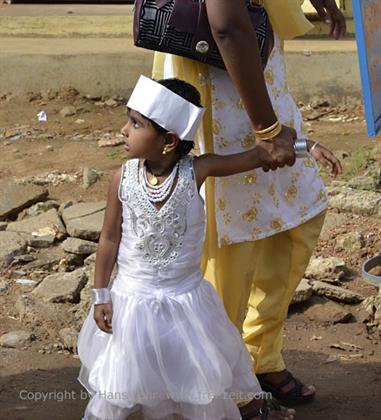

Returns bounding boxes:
[293,138,309,158]
[310,141,320,152]
[91,288,111,305]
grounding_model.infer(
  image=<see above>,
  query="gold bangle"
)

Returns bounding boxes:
[255,122,282,141]
[255,120,279,135]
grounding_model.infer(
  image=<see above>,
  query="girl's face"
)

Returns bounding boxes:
[121,109,165,160]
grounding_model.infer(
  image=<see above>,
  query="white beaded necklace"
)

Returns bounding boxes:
[139,161,179,203]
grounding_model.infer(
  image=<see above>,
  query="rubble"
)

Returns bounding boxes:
[305,256,347,283]
[329,189,381,217]
[0,231,29,268]
[82,167,99,189]
[17,171,79,187]
[62,201,106,241]
[0,330,35,349]
[311,281,365,304]
[335,231,365,252]
[0,180,48,221]
[62,237,97,255]
[291,279,313,304]
[31,268,88,303]
[7,208,66,241]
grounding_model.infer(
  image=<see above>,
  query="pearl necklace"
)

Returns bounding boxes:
[140,161,179,203]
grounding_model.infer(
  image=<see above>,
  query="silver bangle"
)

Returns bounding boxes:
[310,141,320,152]
[91,288,111,305]
[293,138,309,158]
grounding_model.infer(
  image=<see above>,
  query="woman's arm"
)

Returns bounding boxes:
[93,167,123,289]
[205,0,296,167]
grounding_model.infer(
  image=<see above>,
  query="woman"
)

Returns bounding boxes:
[152,0,345,418]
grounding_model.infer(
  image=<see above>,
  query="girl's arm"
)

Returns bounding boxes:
[93,167,123,289]
[194,142,342,189]
[194,149,265,189]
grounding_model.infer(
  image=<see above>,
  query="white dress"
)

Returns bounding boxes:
[77,156,261,420]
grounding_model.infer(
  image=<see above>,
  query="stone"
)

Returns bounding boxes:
[31,268,88,303]
[329,190,381,217]
[335,232,365,252]
[15,278,38,287]
[59,327,78,352]
[305,256,346,282]
[62,202,106,241]
[0,330,34,348]
[7,208,66,241]
[0,180,48,221]
[319,212,347,241]
[58,201,73,216]
[0,231,28,268]
[17,171,78,187]
[291,279,313,304]
[17,200,59,221]
[304,296,354,324]
[311,281,365,304]
[98,136,124,148]
[0,279,10,293]
[0,222,7,231]
[362,289,381,327]
[82,168,99,189]
[84,252,97,266]
[62,237,97,255]
[29,231,56,248]
[348,176,378,191]
[105,98,118,107]
[15,294,76,340]
[59,105,76,117]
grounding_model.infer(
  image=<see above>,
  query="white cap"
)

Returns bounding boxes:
[127,75,205,141]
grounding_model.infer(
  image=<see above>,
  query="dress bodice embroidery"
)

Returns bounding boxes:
[118,156,198,268]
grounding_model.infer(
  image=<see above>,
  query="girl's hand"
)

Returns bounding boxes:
[308,141,342,177]
[94,303,113,334]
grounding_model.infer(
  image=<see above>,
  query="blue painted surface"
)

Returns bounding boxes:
[352,0,381,137]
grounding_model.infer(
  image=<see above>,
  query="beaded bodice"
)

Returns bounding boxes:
[117,156,205,279]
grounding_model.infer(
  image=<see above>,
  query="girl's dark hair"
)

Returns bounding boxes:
[152,78,202,157]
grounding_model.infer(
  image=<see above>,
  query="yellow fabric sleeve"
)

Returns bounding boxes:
[264,0,314,40]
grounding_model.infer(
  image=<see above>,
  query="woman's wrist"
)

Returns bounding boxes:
[254,120,282,141]
[91,287,111,305]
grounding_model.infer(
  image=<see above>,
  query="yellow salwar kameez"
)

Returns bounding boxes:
[151,0,326,374]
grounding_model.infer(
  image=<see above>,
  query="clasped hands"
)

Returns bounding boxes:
[255,124,342,177]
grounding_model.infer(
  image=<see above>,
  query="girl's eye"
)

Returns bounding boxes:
[130,117,140,129]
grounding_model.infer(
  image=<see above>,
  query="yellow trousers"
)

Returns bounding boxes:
[202,179,325,374]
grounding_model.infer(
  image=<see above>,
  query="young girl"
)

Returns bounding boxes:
[77,76,338,420]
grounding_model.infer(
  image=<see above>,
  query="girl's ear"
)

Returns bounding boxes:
[164,132,180,153]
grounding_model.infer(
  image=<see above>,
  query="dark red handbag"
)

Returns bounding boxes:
[133,0,274,70]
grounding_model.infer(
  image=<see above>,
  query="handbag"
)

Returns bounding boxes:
[133,0,274,70]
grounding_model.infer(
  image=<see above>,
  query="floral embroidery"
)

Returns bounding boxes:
[285,185,298,201]
[241,133,256,149]
[243,207,257,222]
[243,173,257,185]
[218,198,226,211]
[271,218,284,230]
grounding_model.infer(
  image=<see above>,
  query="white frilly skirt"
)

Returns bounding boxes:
[77,273,261,420]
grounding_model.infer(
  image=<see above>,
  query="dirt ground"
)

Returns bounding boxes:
[0,90,381,420]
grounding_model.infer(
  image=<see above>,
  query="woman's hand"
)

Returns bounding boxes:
[310,0,346,39]
[256,125,297,171]
[308,140,342,177]
[94,303,113,334]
